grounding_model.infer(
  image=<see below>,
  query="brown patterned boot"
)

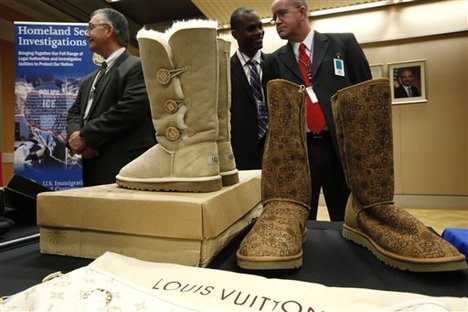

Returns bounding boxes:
[237,79,310,270]
[332,79,467,272]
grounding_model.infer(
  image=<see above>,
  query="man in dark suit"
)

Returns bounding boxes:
[230,7,268,170]
[263,0,372,220]
[394,68,420,98]
[67,8,156,186]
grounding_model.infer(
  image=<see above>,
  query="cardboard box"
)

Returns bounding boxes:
[38,170,261,267]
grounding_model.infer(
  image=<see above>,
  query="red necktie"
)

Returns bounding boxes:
[298,43,326,134]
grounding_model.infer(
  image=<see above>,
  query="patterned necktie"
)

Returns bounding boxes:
[94,61,108,89]
[298,43,326,134]
[85,62,108,120]
[247,59,268,139]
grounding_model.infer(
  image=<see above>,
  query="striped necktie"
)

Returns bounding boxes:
[247,59,268,139]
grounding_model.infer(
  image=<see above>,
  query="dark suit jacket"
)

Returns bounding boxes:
[394,85,420,98]
[263,31,371,155]
[67,51,156,186]
[230,52,268,170]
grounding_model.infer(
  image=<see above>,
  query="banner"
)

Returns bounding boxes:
[14,22,95,190]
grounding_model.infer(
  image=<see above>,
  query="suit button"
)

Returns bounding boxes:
[156,68,171,85]
[165,126,180,141]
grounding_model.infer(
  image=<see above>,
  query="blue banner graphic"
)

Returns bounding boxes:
[14,22,95,190]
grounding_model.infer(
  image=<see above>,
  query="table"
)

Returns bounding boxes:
[1,222,467,297]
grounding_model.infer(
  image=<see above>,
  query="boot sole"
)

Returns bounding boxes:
[236,229,307,270]
[116,178,222,193]
[220,172,239,187]
[236,251,303,270]
[342,224,468,272]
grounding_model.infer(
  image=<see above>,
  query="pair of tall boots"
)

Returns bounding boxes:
[237,79,466,272]
[116,20,238,192]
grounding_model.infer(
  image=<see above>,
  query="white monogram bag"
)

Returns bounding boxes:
[2,252,466,311]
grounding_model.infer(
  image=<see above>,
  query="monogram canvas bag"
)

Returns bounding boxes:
[2,252,466,311]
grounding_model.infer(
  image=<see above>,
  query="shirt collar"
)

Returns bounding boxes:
[237,50,262,67]
[292,29,315,59]
[103,47,126,69]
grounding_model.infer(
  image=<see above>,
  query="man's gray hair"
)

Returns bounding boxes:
[92,8,129,47]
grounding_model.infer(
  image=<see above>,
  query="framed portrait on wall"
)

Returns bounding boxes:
[369,64,384,79]
[388,59,427,104]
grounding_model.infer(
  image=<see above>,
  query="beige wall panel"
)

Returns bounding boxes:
[363,37,467,196]
[311,9,388,42]
[310,0,467,42]
[397,37,467,195]
[395,0,467,38]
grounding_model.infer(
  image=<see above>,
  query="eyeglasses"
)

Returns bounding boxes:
[86,23,110,34]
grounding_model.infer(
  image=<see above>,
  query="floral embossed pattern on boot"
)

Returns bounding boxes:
[237,79,311,270]
[332,79,467,272]
[357,201,463,261]
[261,81,310,206]
[237,201,309,269]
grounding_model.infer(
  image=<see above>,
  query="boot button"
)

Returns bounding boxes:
[156,68,171,85]
[164,99,178,114]
[165,126,180,141]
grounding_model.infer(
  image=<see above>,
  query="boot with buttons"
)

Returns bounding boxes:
[216,37,239,186]
[116,20,223,192]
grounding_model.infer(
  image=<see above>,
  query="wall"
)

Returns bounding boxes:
[221,0,467,207]
[366,36,467,196]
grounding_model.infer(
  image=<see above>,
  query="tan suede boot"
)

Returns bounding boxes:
[217,38,239,186]
[237,79,310,270]
[332,78,467,272]
[116,21,222,192]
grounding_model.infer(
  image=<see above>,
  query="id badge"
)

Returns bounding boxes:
[306,86,319,103]
[334,58,345,76]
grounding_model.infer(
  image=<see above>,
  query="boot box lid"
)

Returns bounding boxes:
[37,170,261,240]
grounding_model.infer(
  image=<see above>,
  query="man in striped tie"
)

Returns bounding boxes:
[230,7,269,170]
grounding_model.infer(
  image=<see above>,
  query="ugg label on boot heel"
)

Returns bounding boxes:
[222,154,234,163]
[208,155,219,165]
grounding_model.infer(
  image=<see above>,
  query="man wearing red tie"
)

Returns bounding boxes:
[263,0,372,221]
